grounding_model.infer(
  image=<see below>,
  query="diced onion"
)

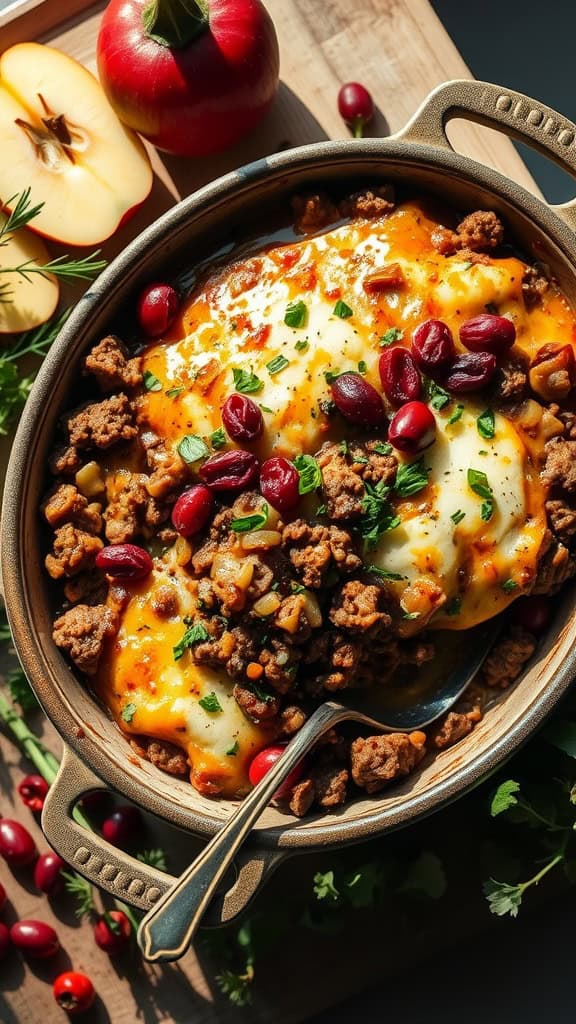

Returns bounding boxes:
[302,590,322,628]
[75,461,105,497]
[240,530,282,551]
[174,537,192,566]
[253,592,281,617]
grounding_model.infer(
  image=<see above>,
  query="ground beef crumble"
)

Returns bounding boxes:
[350,732,426,793]
[53,604,117,675]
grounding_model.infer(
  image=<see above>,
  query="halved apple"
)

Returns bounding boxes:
[0,226,59,334]
[0,43,153,247]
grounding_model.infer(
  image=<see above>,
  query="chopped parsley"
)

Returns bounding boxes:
[481,501,494,521]
[359,480,401,548]
[451,510,466,525]
[295,339,309,352]
[294,453,322,494]
[425,379,451,411]
[230,503,268,532]
[199,692,222,713]
[173,620,210,661]
[143,370,162,392]
[266,354,290,376]
[121,702,137,723]
[248,681,276,704]
[284,300,307,328]
[445,596,462,616]
[226,740,239,757]
[477,408,495,440]
[366,565,407,581]
[177,434,209,463]
[332,299,353,319]
[372,441,393,456]
[380,327,403,347]
[232,367,263,394]
[290,582,306,594]
[448,403,464,425]
[209,427,227,450]
[316,503,327,516]
[259,404,273,413]
[394,459,431,498]
[324,368,342,385]
[358,360,367,374]
[468,468,493,500]
[166,385,184,398]
[502,578,517,593]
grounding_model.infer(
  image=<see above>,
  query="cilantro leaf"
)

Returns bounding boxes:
[332,299,353,319]
[366,565,407,581]
[230,504,268,532]
[284,300,307,328]
[226,740,240,757]
[295,339,309,352]
[173,620,210,660]
[177,434,209,463]
[483,878,523,918]
[199,691,223,713]
[490,779,521,817]
[502,578,517,593]
[232,367,263,394]
[477,408,495,440]
[210,427,226,450]
[143,369,162,392]
[294,454,322,495]
[313,870,340,902]
[481,500,494,521]
[468,467,493,501]
[266,354,290,376]
[425,379,451,410]
[448,403,464,425]
[359,480,400,548]
[379,327,403,347]
[121,702,137,723]
[394,459,431,497]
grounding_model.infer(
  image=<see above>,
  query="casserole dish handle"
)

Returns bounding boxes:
[42,746,285,925]
[398,78,576,230]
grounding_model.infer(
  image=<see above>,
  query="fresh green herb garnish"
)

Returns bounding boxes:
[451,510,466,525]
[173,621,210,660]
[367,565,407,581]
[166,386,184,398]
[403,611,421,620]
[137,849,167,871]
[290,582,306,594]
[143,370,162,392]
[502,578,517,593]
[121,703,137,723]
[332,299,353,319]
[295,339,309,352]
[394,459,431,498]
[226,740,240,757]
[481,501,494,521]
[324,368,342,385]
[477,409,495,440]
[425,379,451,411]
[294,454,322,494]
[232,367,263,394]
[177,434,209,463]
[468,468,494,520]
[359,480,401,548]
[448,403,464,425]
[259,404,273,413]
[199,692,223,713]
[358,360,367,374]
[379,327,403,347]
[230,504,268,532]
[284,300,307,328]
[266,354,290,376]
[316,503,327,516]
[372,441,393,456]
[210,427,227,450]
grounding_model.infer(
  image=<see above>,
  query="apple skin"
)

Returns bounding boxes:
[0,227,59,335]
[0,43,153,247]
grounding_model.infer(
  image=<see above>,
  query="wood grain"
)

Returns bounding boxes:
[0,2,544,1021]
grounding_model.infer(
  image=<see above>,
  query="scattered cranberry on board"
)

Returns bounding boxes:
[101,805,143,849]
[53,971,96,1014]
[0,819,36,866]
[34,851,66,895]
[248,745,304,799]
[94,911,132,954]
[337,81,374,137]
[10,920,59,958]
[17,773,50,812]
[97,0,280,157]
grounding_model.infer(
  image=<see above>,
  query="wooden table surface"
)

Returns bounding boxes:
[0,1,541,1021]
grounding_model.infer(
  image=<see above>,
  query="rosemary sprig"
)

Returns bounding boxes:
[62,871,96,919]
[0,250,106,299]
[0,188,45,243]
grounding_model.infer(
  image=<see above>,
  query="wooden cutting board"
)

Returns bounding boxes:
[0,1,541,1021]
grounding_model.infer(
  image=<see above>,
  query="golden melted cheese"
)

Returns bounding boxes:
[97,198,576,794]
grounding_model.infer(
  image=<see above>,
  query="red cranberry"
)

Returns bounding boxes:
[95,543,153,581]
[0,820,36,866]
[34,851,66,895]
[171,484,213,537]
[222,394,263,442]
[379,348,421,404]
[443,352,496,392]
[412,319,455,373]
[460,314,516,354]
[11,920,59,958]
[200,449,260,493]
[331,372,387,427]
[137,282,179,338]
[94,911,131,954]
[0,881,6,912]
[18,774,49,813]
[248,745,304,799]
[337,82,374,136]
[260,457,300,514]
[0,923,10,959]
[53,971,96,1014]
[510,596,551,634]
[101,805,142,849]
[79,790,111,814]
[388,401,436,454]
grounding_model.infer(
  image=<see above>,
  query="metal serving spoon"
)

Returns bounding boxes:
[138,620,497,962]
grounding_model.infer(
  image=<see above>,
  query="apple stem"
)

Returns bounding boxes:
[142,0,209,49]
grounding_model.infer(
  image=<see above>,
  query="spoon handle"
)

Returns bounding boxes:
[137,701,348,962]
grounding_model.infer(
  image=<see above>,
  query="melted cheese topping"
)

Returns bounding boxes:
[98,198,576,794]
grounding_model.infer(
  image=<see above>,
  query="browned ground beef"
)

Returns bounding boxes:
[49,445,82,477]
[431,703,483,750]
[67,394,137,450]
[479,626,537,688]
[281,520,362,588]
[490,359,528,403]
[129,736,189,775]
[456,210,504,251]
[53,604,117,675]
[84,335,143,391]
[522,265,549,308]
[542,439,576,493]
[350,732,426,793]
[339,185,395,220]
[292,192,340,234]
[329,580,391,633]
[45,524,103,579]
